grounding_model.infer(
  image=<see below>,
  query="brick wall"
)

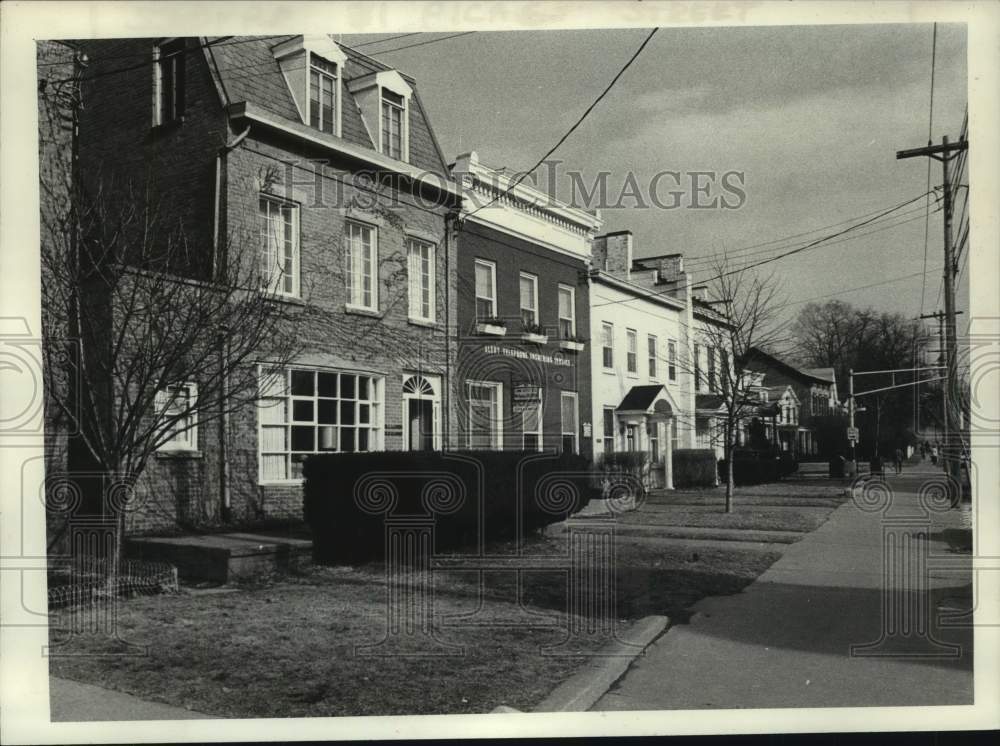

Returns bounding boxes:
[455,223,593,458]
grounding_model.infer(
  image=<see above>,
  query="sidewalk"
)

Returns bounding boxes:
[50,677,217,721]
[593,467,973,710]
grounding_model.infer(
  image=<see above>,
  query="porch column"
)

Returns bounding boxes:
[664,419,674,490]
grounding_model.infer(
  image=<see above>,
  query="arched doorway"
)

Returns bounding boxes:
[402,374,441,451]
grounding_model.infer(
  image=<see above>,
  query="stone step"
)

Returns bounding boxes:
[546,521,802,545]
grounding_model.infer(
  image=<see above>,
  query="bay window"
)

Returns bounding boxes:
[258,367,383,482]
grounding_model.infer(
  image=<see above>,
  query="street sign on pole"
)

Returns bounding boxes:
[847,427,860,442]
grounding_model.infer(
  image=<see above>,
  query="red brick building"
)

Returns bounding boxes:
[67,35,462,532]
[450,152,602,457]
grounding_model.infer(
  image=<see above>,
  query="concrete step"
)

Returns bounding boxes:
[126,532,312,584]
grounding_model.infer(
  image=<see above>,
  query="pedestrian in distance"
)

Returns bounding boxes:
[893,447,903,475]
[930,443,938,465]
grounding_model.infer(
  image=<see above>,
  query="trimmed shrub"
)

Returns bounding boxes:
[303,450,594,563]
[672,449,717,488]
[594,450,650,497]
[718,449,782,485]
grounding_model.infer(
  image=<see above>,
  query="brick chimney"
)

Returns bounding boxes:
[593,231,633,279]
[691,284,709,301]
[656,254,684,284]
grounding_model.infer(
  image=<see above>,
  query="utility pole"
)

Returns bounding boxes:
[848,369,856,469]
[919,309,963,464]
[897,134,968,497]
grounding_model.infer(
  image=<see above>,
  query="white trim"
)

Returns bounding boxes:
[155,382,198,452]
[407,236,436,323]
[256,365,384,483]
[601,321,614,371]
[560,390,579,454]
[401,373,442,451]
[466,379,503,450]
[259,193,300,298]
[625,328,639,377]
[519,271,539,328]
[344,219,378,311]
[647,333,659,381]
[474,258,498,319]
[229,102,463,200]
[557,283,576,338]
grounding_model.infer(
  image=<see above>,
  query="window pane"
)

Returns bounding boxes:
[558,287,572,318]
[309,70,320,129]
[341,375,355,399]
[318,373,337,397]
[358,429,370,452]
[259,398,286,425]
[291,426,315,452]
[291,370,314,396]
[341,428,356,452]
[519,276,535,311]
[292,400,314,422]
[261,426,287,452]
[262,455,286,481]
[475,263,493,299]
[340,401,355,425]
[318,399,337,425]
[357,376,369,400]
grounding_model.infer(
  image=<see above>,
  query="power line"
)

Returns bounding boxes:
[918,22,938,319]
[463,27,658,223]
[592,190,935,309]
[681,200,937,272]
[775,266,945,311]
[351,32,423,49]
[685,209,940,279]
[361,31,477,56]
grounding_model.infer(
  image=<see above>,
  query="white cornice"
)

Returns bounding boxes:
[228,101,462,201]
[590,270,687,312]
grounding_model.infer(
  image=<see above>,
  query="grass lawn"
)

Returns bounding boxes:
[49,529,781,717]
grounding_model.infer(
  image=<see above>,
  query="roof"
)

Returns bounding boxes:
[802,367,836,384]
[617,385,668,412]
[207,35,450,177]
[695,394,726,411]
[745,347,832,386]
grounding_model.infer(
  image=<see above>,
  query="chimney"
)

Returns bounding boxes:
[597,231,633,279]
[656,254,684,284]
[691,285,709,302]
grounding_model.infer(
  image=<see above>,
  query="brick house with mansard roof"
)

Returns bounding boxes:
[69,35,462,532]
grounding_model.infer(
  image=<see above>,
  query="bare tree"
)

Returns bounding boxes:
[40,166,304,585]
[690,257,788,512]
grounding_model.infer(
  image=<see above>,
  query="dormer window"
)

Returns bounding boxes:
[348,70,412,162]
[272,35,347,137]
[381,89,405,159]
[153,38,185,126]
[309,55,338,134]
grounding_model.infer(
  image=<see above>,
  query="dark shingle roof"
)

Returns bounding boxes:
[617,385,666,412]
[208,35,448,175]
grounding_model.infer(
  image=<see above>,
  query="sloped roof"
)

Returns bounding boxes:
[695,393,726,411]
[207,35,449,176]
[803,367,836,384]
[745,347,831,385]
[617,385,667,412]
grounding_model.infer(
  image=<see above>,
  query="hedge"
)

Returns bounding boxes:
[672,449,718,488]
[718,449,794,485]
[303,450,594,563]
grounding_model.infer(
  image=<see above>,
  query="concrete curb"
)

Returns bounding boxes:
[530,614,669,712]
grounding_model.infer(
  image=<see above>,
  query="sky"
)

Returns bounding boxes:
[342,24,969,329]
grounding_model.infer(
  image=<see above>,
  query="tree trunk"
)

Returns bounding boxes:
[725,423,735,513]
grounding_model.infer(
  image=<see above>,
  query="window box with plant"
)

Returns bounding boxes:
[521,321,548,345]
[475,317,507,336]
[558,332,586,352]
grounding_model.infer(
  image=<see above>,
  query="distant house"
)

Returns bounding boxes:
[743,347,842,458]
